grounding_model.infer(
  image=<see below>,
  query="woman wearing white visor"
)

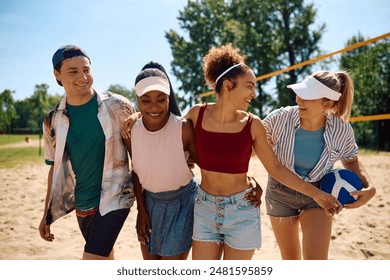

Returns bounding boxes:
[263,70,376,259]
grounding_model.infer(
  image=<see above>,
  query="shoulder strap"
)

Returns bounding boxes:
[247,112,253,124]
[195,103,207,130]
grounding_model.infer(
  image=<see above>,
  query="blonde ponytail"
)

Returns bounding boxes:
[312,70,354,121]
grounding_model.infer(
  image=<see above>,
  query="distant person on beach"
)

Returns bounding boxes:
[38,45,135,260]
[262,70,376,259]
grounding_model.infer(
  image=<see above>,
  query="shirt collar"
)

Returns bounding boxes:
[57,88,111,111]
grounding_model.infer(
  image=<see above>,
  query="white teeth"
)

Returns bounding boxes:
[150,113,159,117]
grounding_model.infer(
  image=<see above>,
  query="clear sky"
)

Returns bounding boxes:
[0,0,389,101]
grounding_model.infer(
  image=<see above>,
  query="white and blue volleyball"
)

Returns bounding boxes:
[320,169,363,205]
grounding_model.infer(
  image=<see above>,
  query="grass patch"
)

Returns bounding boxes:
[0,147,44,168]
[0,134,40,145]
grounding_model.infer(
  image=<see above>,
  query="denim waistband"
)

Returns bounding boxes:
[147,178,197,201]
[197,186,252,205]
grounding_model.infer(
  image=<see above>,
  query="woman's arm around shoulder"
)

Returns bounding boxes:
[122,112,142,139]
[182,118,198,164]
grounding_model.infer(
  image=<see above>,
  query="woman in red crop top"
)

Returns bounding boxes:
[184,44,342,260]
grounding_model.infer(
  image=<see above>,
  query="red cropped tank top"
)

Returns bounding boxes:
[195,104,253,174]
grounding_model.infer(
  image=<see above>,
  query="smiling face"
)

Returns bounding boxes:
[295,95,330,126]
[228,69,257,110]
[137,90,169,131]
[54,56,93,103]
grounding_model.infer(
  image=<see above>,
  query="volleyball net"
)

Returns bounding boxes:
[199,32,390,124]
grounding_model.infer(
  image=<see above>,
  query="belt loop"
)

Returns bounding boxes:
[200,187,207,201]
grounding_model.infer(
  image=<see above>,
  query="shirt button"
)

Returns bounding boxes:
[216,199,222,203]
[218,214,223,218]
[218,207,223,210]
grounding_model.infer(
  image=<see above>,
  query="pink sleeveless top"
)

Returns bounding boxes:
[131,114,193,192]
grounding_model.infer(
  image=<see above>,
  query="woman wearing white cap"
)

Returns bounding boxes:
[263,70,376,259]
[124,67,199,260]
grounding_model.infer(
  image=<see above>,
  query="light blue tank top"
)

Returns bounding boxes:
[294,127,325,178]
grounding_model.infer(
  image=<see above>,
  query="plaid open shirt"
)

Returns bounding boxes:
[43,89,135,224]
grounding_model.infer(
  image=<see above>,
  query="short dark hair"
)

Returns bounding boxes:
[53,45,91,86]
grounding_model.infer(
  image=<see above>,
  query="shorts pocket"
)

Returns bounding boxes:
[235,199,256,210]
[267,178,280,190]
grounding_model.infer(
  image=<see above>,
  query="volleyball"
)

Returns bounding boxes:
[320,169,363,205]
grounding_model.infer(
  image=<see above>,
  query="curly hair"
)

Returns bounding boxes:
[202,44,250,93]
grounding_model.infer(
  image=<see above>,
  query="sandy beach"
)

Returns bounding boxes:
[0,151,389,260]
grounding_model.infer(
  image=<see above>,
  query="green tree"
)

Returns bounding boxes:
[166,0,325,117]
[12,84,60,134]
[0,89,17,133]
[107,84,137,109]
[228,0,279,116]
[340,35,390,150]
[47,93,63,109]
[13,99,31,131]
[166,0,227,111]
[30,84,50,133]
[271,0,325,107]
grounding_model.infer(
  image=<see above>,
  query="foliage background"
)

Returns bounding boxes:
[0,0,388,151]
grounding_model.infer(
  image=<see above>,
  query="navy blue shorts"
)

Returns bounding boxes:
[77,207,130,257]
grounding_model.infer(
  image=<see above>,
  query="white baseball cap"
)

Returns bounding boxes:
[287,75,341,101]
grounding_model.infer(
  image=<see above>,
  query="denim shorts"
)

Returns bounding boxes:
[143,179,198,256]
[77,207,130,257]
[265,176,321,217]
[193,187,261,250]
